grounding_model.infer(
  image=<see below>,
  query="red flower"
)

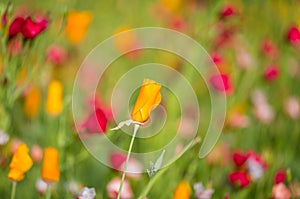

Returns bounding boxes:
[228,171,251,188]
[233,151,248,167]
[8,17,25,38]
[210,74,233,94]
[287,26,300,45]
[21,16,48,39]
[274,170,286,185]
[264,64,279,81]
[220,5,235,19]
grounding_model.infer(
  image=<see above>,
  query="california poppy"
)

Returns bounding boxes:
[8,144,33,182]
[41,147,60,183]
[131,79,161,123]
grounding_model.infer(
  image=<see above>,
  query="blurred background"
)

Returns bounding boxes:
[0,0,300,198]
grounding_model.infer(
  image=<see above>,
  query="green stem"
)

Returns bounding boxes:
[10,181,17,199]
[117,124,139,199]
[138,137,201,199]
[45,184,52,199]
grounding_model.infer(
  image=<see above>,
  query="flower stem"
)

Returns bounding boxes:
[10,181,17,199]
[45,184,52,199]
[117,124,139,199]
[138,137,201,199]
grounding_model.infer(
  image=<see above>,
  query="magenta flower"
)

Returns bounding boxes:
[220,5,235,19]
[8,17,25,38]
[287,26,300,45]
[210,74,233,94]
[264,64,279,81]
[21,16,48,39]
[274,170,287,185]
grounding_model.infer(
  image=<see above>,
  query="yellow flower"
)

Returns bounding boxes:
[173,181,191,199]
[65,11,92,44]
[8,144,33,182]
[41,147,60,183]
[131,79,161,123]
[45,80,63,116]
[24,86,41,118]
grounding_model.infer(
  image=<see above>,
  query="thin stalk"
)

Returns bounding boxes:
[45,184,52,199]
[10,181,17,199]
[138,137,201,199]
[117,124,139,199]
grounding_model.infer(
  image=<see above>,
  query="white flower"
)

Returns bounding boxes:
[246,158,264,180]
[0,130,9,145]
[194,182,214,199]
[78,187,96,199]
[36,178,48,195]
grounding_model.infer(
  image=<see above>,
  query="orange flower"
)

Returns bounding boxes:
[131,79,162,123]
[8,144,33,182]
[24,86,41,118]
[41,147,60,183]
[65,11,92,44]
[173,181,191,199]
[45,80,63,116]
[160,0,182,13]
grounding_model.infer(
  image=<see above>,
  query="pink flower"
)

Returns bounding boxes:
[274,170,286,185]
[284,97,300,120]
[31,145,43,163]
[228,171,251,188]
[261,39,278,58]
[272,183,291,199]
[264,64,279,81]
[46,45,67,65]
[207,142,231,166]
[7,38,22,56]
[210,74,233,94]
[236,48,253,70]
[194,182,214,199]
[80,108,108,134]
[110,152,142,179]
[8,17,24,38]
[36,178,48,195]
[106,177,133,199]
[287,26,300,45]
[21,16,48,39]
[169,16,188,32]
[227,111,249,129]
[254,103,274,124]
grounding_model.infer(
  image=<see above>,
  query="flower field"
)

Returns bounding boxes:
[0,0,300,199]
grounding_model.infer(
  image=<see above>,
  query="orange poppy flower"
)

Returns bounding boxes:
[24,86,41,118]
[131,79,162,123]
[65,11,92,44]
[41,147,60,183]
[173,181,191,199]
[8,144,33,182]
[45,80,63,116]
